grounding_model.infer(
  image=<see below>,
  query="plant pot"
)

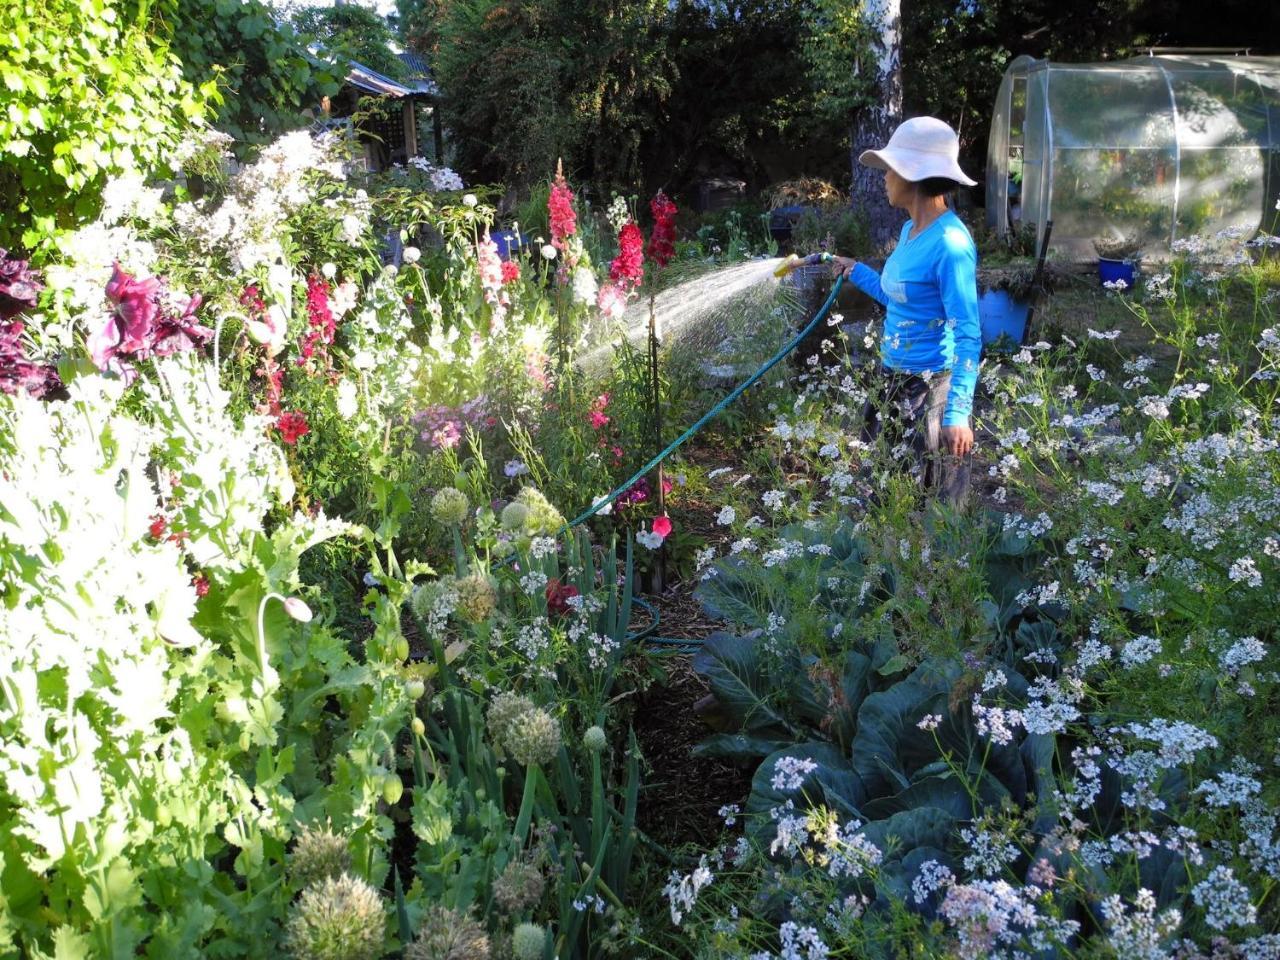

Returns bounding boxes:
[490,229,528,260]
[978,289,1031,351]
[1097,257,1136,289]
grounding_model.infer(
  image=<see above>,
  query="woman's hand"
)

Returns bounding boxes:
[941,423,974,457]
[830,255,857,279]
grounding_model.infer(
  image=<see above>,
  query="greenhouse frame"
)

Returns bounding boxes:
[986,54,1280,259]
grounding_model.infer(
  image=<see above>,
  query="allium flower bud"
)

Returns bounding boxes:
[513,487,565,538]
[499,501,530,532]
[505,707,562,768]
[583,725,607,753]
[321,262,338,280]
[493,859,545,914]
[405,906,490,960]
[454,573,497,624]
[290,825,351,890]
[410,577,456,623]
[512,923,546,960]
[403,246,421,265]
[430,488,470,526]
[540,244,557,261]
[487,692,535,746]
[463,194,478,208]
[285,874,384,960]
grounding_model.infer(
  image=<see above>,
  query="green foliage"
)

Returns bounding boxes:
[0,0,215,250]
[799,0,877,127]
[170,0,340,151]
[292,5,406,81]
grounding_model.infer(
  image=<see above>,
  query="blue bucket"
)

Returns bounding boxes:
[491,229,528,260]
[979,289,1031,350]
[1097,258,1136,289]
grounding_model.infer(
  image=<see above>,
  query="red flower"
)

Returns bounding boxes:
[647,191,678,269]
[652,514,673,539]
[276,410,310,445]
[610,222,645,292]
[298,274,335,367]
[548,159,577,250]
[545,578,581,617]
[501,259,521,285]
[192,574,210,598]
[149,514,167,540]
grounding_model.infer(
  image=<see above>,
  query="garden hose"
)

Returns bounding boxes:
[561,267,847,650]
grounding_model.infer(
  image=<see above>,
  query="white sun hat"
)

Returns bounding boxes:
[858,116,977,187]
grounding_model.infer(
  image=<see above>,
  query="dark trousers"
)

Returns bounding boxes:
[858,370,971,508]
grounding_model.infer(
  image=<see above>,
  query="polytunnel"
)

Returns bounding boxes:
[986,54,1280,259]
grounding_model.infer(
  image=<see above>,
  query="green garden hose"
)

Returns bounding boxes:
[564,269,848,650]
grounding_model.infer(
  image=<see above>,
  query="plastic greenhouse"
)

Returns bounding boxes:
[986,54,1280,259]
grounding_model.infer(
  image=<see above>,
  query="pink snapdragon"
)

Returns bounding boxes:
[477,230,510,330]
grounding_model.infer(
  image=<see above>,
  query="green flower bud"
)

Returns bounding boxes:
[430,488,470,527]
[513,487,565,537]
[493,859,545,915]
[500,501,530,532]
[285,874,384,960]
[512,923,546,960]
[382,774,404,806]
[487,692,535,747]
[583,725,607,753]
[504,707,562,768]
[289,824,351,890]
[411,717,426,737]
[405,679,426,700]
[405,905,490,960]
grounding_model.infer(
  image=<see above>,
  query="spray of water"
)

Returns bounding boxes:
[577,258,806,380]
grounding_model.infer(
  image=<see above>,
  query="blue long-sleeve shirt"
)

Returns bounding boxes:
[848,210,981,427]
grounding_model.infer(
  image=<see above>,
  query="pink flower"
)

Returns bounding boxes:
[652,515,672,539]
[501,259,521,285]
[548,159,577,250]
[477,231,510,329]
[610,222,645,291]
[90,263,210,376]
[298,274,335,368]
[597,282,628,320]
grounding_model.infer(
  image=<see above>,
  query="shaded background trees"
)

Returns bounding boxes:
[406,0,1279,205]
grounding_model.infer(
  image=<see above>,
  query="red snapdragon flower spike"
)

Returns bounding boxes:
[647,191,678,269]
[276,410,310,445]
[610,222,645,292]
[192,575,210,598]
[652,514,672,539]
[298,274,336,367]
[501,259,521,284]
[149,515,167,540]
[548,159,577,249]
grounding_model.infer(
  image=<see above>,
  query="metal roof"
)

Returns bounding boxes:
[346,59,437,98]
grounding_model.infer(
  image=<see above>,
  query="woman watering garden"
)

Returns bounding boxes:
[830,116,981,507]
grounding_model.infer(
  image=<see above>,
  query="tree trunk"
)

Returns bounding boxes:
[849,0,904,253]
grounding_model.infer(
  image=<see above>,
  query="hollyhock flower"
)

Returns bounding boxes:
[0,248,42,320]
[597,282,628,320]
[647,191,678,269]
[610,221,645,292]
[548,160,577,250]
[276,410,310,444]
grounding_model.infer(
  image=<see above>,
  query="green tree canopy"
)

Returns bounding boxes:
[292,4,407,80]
[0,0,215,250]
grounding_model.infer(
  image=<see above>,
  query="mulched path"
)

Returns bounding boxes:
[629,579,755,854]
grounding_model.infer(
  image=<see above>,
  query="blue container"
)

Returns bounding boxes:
[979,289,1031,350]
[490,229,528,260]
[1097,257,1136,289]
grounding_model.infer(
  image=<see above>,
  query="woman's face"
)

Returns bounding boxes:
[884,169,913,209]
